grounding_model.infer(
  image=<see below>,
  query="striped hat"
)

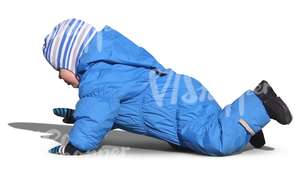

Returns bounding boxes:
[42,18,96,74]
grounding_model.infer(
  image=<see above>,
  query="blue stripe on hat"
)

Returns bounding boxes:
[55,19,75,68]
[56,19,77,68]
[64,21,85,69]
[62,20,82,68]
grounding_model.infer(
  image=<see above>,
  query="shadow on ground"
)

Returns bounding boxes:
[8,122,274,156]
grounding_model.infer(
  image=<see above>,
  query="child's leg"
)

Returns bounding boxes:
[180,90,270,156]
[180,81,292,156]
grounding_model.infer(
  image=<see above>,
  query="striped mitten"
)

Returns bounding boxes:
[49,143,86,155]
[53,108,75,124]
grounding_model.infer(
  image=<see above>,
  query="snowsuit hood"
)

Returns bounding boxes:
[76,25,168,78]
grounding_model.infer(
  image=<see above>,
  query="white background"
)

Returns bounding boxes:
[0,0,299,173]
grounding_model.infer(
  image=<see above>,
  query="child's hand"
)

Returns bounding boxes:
[53,108,75,124]
[48,143,86,155]
[48,145,65,155]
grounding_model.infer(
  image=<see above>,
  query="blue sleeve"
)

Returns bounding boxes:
[68,95,120,151]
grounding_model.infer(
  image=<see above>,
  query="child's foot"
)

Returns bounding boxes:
[254,80,293,125]
[250,130,265,148]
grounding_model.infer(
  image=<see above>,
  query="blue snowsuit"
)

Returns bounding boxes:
[68,26,270,156]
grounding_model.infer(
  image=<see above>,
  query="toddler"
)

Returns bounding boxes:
[43,18,292,156]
